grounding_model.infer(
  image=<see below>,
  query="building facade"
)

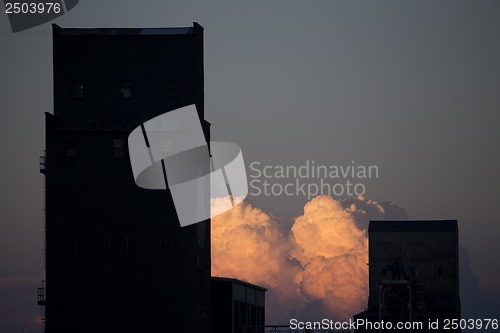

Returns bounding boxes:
[355,220,460,332]
[211,277,266,333]
[42,23,211,333]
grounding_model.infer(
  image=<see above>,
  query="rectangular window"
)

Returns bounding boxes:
[120,80,132,99]
[167,79,181,98]
[71,80,84,98]
[64,139,76,157]
[113,139,125,158]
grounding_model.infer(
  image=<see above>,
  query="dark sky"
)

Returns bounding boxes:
[1,1,499,332]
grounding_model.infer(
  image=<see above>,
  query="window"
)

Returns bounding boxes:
[71,80,84,98]
[113,139,125,158]
[120,80,132,99]
[167,79,181,98]
[64,139,76,157]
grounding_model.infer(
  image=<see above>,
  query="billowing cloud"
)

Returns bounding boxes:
[211,195,403,323]
[290,196,366,266]
[211,199,305,321]
[291,196,368,320]
[211,199,292,288]
[342,195,408,230]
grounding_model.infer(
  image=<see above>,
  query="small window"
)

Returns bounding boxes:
[120,80,132,99]
[64,139,76,157]
[167,79,181,98]
[113,139,125,158]
[71,81,84,99]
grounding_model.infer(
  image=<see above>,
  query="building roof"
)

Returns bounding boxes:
[52,24,198,36]
[369,220,458,232]
[212,277,267,292]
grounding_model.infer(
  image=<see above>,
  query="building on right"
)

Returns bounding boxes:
[355,220,461,332]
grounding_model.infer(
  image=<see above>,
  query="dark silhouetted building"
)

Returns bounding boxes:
[211,277,266,333]
[41,23,211,333]
[355,220,460,332]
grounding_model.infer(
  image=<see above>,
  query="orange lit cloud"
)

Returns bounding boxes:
[290,196,368,320]
[211,199,290,288]
[212,195,404,323]
[211,199,306,321]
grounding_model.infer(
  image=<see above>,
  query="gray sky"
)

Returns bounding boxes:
[1,1,499,331]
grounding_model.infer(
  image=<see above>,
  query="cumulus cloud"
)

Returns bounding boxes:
[291,196,366,265]
[211,200,305,321]
[211,200,291,287]
[212,195,403,323]
[342,195,408,230]
[290,196,368,320]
